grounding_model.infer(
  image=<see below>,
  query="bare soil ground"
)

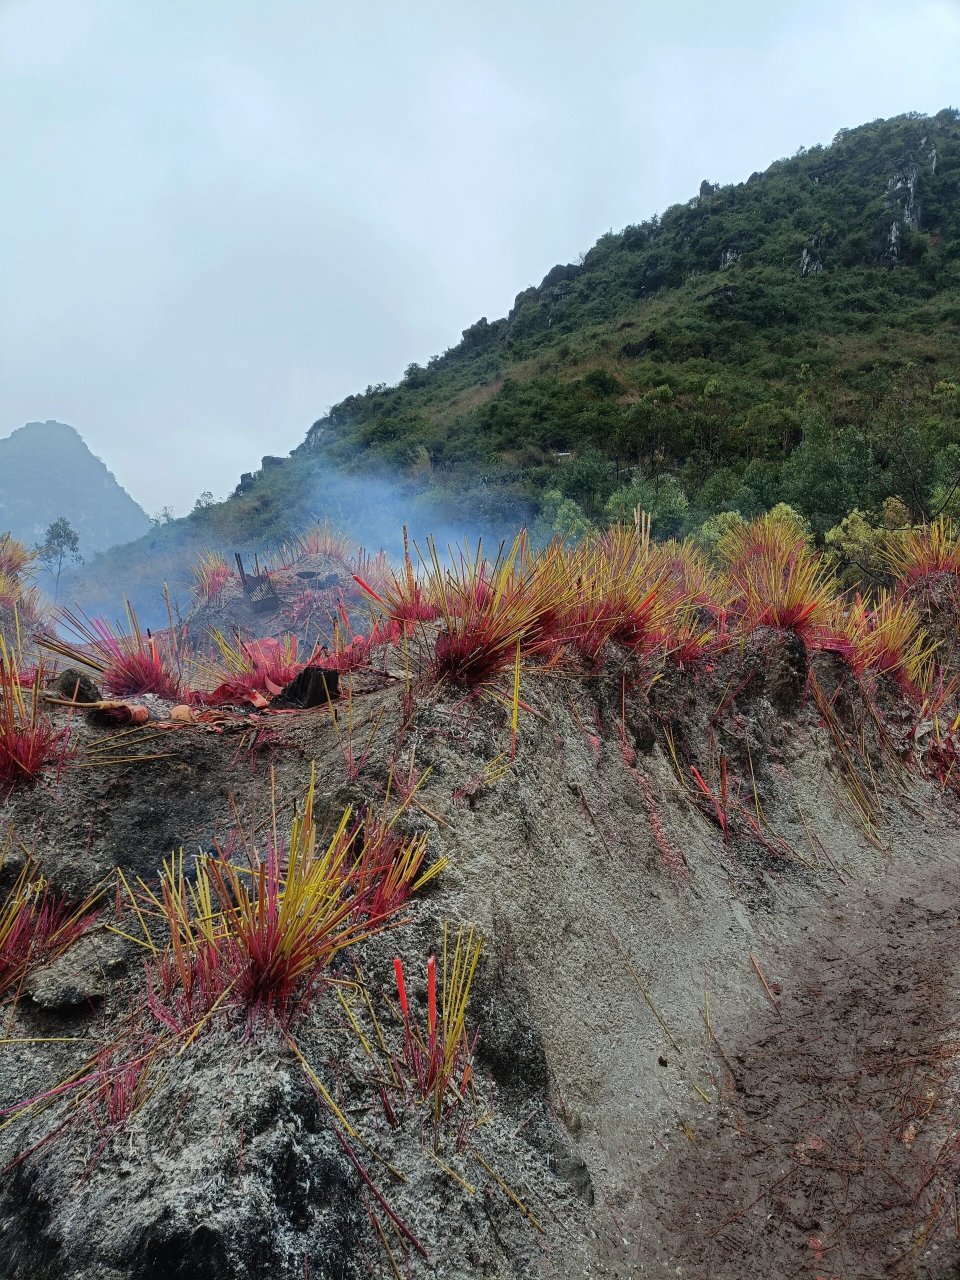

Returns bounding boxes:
[649,865,960,1279]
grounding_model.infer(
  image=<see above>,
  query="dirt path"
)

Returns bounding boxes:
[648,866,960,1278]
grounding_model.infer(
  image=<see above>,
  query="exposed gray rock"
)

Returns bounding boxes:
[24,932,128,1011]
[800,246,823,276]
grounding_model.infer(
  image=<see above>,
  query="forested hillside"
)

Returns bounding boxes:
[72,108,960,613]
[297,108,960,537]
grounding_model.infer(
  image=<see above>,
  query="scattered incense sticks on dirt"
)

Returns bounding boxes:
[5,508,960,1274]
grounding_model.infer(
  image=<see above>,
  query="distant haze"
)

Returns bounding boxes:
[2,0,958,515]
[0,420,151,552]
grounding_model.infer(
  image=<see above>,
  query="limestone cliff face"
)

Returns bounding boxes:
[0,420,151,554]
[884,133,942,261]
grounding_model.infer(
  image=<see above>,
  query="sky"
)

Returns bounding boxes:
[1,1,959,516]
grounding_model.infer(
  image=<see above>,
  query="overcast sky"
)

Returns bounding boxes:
[2,0,959,515]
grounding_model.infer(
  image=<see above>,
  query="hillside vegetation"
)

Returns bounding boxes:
[70,108,960,616]
[301,108,960,535]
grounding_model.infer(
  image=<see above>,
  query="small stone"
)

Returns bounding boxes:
[273,666,340,707]
[56,667,102,704]
[24,932,126,1011]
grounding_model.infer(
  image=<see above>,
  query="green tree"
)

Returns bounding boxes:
[558,449,614,517]
[532,489,594,545]
[36,517,82,598]
[605,470,689,538]
[695,510,745,556]
[781,409,867,533]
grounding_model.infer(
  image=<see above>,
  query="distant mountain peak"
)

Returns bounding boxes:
[0,420,151,554]
[18,419,83,438]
